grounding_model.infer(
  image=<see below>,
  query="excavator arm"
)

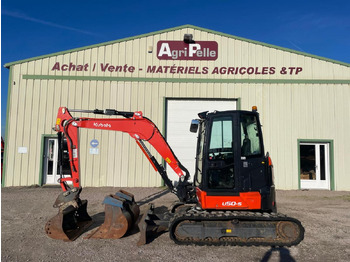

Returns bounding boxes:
[54,107,192,202]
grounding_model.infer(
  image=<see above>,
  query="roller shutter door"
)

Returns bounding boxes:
[166,99,237,182]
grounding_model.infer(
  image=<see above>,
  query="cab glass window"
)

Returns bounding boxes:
[208,116,234,189]
[195,122,205,185]
[240,114,262,157]
[209,117,233,152]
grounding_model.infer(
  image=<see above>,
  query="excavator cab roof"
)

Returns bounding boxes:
[198,109,259,120]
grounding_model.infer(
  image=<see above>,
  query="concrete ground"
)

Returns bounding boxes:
[1,187,350,262]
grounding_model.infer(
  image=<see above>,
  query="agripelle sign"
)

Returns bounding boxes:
[50,38,303,75]
[157,41,218,60]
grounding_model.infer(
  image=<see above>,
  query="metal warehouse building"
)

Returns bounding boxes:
[3,25,350,190]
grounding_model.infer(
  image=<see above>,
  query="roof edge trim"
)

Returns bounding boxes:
[4,24,350,68]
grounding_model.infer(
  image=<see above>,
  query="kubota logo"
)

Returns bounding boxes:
[93,122,111,128]
[222,201,243,207]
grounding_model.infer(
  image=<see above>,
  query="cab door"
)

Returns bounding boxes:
[238,113,266,191]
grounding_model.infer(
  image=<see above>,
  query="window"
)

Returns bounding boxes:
[195,122,205,185]
[240,114,262,157]
[208,117,234,189]
[209,117,233,153]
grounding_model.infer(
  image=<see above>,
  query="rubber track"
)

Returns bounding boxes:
[169,209,304,247]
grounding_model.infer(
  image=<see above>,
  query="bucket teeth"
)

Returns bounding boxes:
[45,188,92,241]
[86,190,140,239]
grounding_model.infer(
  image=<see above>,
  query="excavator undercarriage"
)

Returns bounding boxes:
[169,209,304,246]
[133,202,304,247]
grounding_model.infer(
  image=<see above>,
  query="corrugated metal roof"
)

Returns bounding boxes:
[4,24,350,68]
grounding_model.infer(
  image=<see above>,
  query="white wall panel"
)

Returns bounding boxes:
[3,26,350,190]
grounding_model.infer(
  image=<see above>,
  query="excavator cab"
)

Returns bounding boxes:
[192,109,276,212]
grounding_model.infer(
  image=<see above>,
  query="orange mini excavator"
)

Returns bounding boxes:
[45,106,304,246]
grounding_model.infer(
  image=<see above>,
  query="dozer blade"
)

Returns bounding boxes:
[86,190,140,239]
[45,188,92,241]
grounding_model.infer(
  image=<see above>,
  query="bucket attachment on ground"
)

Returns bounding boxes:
[137,203,169,246]
[45,187,92,241]
[137,204,154,246]
[86,190,140,239]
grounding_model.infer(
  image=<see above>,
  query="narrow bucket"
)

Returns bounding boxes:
[86,190,140,239]
[137,204,154,246]
[45,188,92,241]
[137,203,169,246]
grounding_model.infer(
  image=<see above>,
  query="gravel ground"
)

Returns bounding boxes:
[2,187,350,262]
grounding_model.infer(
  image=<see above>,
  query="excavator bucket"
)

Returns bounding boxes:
[45,187,92,241]
[137,203,170,246]
[137,204,154,246]
[86,190,140,239]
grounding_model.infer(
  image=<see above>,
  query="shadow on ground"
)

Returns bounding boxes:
[261,247,295,262]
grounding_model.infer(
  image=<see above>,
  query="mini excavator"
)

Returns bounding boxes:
[45,106,304,246]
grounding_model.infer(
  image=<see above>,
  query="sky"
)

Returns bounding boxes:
[1,0,350,136]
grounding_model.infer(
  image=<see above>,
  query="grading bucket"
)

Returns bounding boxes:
[86,190,140,239]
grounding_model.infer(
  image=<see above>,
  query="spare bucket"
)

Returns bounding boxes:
[45,188,92,241]
[86,190,140,239]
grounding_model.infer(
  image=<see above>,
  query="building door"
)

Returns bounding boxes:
[43,137,71,185]
[300,143,330,190]
[166,99,237,182]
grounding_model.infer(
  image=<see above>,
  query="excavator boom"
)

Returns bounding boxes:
[54,107,190,196]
